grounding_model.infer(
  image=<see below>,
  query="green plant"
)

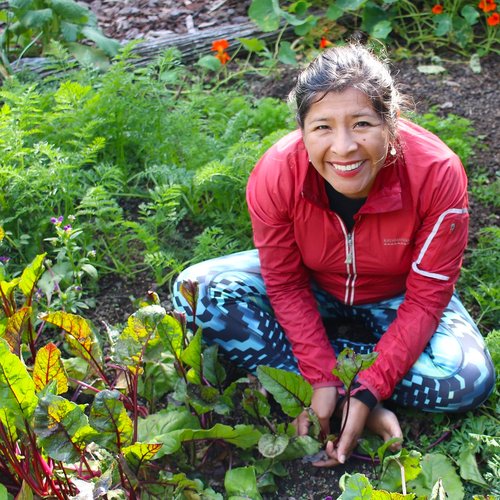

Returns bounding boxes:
[0,0,120,75]
[247,0,499,64]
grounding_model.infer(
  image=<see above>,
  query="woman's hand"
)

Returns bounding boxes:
[313,398,370,467]
[293,386,338,437]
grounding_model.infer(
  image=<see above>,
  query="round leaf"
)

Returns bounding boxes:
[258,433,289,458]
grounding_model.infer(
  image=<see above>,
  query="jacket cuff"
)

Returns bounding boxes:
[311,379,343,390]
[350,382,379,410]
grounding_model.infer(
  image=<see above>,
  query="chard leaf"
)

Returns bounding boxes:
[278,434,321,461]
[380,449,422,491]
[3,306,31,356]
[34,393,97,462]
[458,447,487,485]
[157,314,184,356]
[242,388,271,419]
[39,311,102,365]
[180,328,202,384]
[0,277,20,303]
[19,254,46,298]
[89,389,133,452]
[332,349,378,389]
[406,453,464,499]
[0,338,38,430]
[256,365,312,417]
[225,466,262,500]
[122,442,163,465]
[338,473,373,499]
[33,342,68,394]
[114,315,151,374]
[203,344,226,386]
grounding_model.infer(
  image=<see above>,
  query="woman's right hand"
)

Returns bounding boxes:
[293,386,338,437]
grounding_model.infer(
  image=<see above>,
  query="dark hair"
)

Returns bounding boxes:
[288,44,403,142]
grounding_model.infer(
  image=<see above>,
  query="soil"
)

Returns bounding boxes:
[79,1,499,498]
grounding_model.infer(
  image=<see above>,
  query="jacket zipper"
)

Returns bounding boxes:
[334,214,357,305]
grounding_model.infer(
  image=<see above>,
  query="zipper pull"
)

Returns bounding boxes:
[345,233,353,264]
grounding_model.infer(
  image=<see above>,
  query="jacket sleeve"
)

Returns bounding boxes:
[357,152,469,401]
[246,148,341,388]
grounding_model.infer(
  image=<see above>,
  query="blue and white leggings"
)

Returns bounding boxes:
[172,250,495,413]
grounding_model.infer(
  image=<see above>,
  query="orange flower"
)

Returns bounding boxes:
[479,0,497,12]
[211,39,229,52]
[319,37,332,49]
[432,4,443,14]
[487,12,499,25]
[215,51,231,64]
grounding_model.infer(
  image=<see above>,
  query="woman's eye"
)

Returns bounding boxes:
[355,121,371,128]
[316,125,329,130]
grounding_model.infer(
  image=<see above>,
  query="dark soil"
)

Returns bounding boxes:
[80,1,499,498]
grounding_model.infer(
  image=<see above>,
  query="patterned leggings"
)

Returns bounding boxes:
[172,250,495,412]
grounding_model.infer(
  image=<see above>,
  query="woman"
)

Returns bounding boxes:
[173,44,495,467]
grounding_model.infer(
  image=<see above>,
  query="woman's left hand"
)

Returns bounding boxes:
[312,398,371,467]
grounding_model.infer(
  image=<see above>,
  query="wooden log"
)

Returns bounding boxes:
[10,21,295,77]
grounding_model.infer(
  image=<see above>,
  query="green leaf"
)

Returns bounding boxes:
[60,20,79,41]
[407,453,464,499]
[81,263,98,279]
[157,314,184,357]
[34,393,97,462]
[238,37,267,53]
[50,0,89,22]
[379,449,422,491]
[0,338,38,431]
[256,365,312,417]
[181,328,202,384]
[203,344,226,386]
[66,42,111,70]
[370,20,392,39]
[249,0,280,32]
[19,253,46,297]
[197,54,222,72]
[19,8,53,28]
[242,387,271,418]
[433,14,452,37]
[417,65,446,74]
[33,343,68,394]
[361,2,392,38]
[277,41,297,66]
[225,466,263,500]
[469,53,482,74]
[461,5,479,26]
[80,26,120,56]
[336,0,366,11]
[89,389,133,452]
[332,349,378,389]
[338,473,373,499]
[326,4,344,20]
[458,447,487,486]
[279,434,321,460]
[258,433,289,458]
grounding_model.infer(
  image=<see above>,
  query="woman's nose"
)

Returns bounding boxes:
[329,129,357,156]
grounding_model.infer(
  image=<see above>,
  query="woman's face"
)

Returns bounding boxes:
[302,88,390,199]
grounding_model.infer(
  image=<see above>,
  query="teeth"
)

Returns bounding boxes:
[331,160,363,172]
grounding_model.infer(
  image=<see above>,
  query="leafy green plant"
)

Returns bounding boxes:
[0,0,120,75]
[247,0,499,64]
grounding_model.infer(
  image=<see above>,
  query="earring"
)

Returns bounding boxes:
[390,145,397,156]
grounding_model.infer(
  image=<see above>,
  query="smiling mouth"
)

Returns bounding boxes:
[330,160,364,172]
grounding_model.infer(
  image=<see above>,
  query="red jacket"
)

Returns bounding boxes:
[246,120,469,401]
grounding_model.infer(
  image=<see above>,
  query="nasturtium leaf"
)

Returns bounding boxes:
[256,365,312,418]
[224,466,263,500]
[461,5,479,25]
[89,390,133,452]
[19,253,46,297]
[407,453,464,499]
[249,0,280,32]
[370,20,392,39]
[332,349,378,389]
[180,328,202,384]
[277,41,297,66]
[197,55,222,71]
[34,393,97,462]
[336,0,366,10]
[326,4,344,20]
[3,306,31,355]
[0,338,38,430]
[433,14,452,37]
[33,343,68,394]
[258,433,289,458]
[238,37,267,52]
